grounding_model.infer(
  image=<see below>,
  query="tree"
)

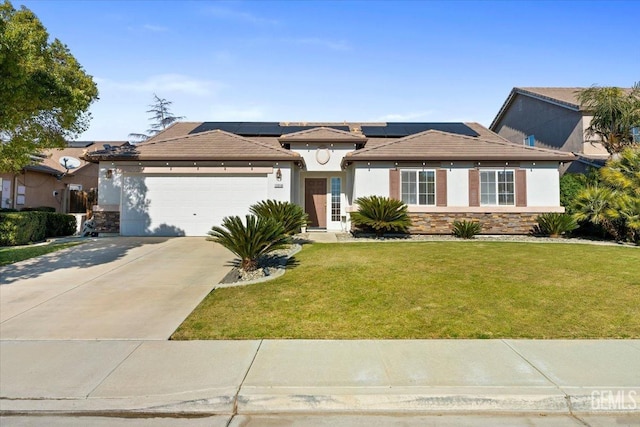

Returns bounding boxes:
[208,215,289,271]
[128,94,184,141]
[571,147,640,242]
[577,83,640,154]
[0,1,98,172]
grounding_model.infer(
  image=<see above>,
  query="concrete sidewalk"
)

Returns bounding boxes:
[1,340,638,418]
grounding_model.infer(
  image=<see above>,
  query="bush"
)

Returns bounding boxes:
[0,212,47,246]
[452,220,482,239]
[0,211,76,246]
[46,213,77,237]
[560,174,587,215]
[533,213,578,237]
[21,206,56,212]
[350,196,411,237]
[250,200,308,236]
[208,215,290,271]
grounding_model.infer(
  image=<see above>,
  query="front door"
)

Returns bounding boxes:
[305,178,327,228]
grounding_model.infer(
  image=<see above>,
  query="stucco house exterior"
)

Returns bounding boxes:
[489,87,631,173]
[1,141,124,214]
[83,121,574,237]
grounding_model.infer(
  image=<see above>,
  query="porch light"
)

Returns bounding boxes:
[276,168,282,181]
[105,169,113,179]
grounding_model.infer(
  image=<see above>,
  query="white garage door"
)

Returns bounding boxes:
[120,174,268,236]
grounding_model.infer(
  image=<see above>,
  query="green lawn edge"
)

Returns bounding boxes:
[0,241,83,266]
[173,241,640,340]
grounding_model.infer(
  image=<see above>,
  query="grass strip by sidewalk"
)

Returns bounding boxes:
[0,242,82,266]
[173,241,640,340]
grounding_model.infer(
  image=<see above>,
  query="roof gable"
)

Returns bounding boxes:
[279,126,366,143]
[490,86,634,130]
[345,129,575,162]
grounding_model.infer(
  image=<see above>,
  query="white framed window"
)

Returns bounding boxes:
[401,170,435,205]
[480,170,515,206]
[330,177,341,222]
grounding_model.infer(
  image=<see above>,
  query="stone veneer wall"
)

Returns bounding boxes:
[408,212,541,235]
[93,211,120,234]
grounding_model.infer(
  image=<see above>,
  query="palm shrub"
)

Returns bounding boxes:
[208,215,289,271]
[533,213,578,237]
[452,220,482,239]
[572,185,621,239]
[350,196,411,237]
[249,200,308,235]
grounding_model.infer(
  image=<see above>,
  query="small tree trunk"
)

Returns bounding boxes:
[241,258,258,271]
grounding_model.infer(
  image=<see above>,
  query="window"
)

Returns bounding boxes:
[331,177,341,222]
[401,170,435,205]
[480,170,514,205]
[632,127,640,143]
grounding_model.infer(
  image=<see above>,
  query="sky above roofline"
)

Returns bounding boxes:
[17,0,640,142]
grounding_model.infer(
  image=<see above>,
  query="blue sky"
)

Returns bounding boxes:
[17,0,640,141]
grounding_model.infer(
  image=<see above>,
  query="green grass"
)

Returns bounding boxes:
[0,242,82,266]
[172,242,640,340]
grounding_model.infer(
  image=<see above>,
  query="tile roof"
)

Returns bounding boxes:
[27,142,126,175]
[516,87,585,109]
[279,126,367,142]
[490,86,634,130]
[344,129,575,163]
[144,122,203,143]
[83,130,302,162]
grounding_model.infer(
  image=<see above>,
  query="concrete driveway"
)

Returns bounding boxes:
[0,237,233,340]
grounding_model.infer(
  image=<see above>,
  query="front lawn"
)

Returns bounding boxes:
[172,242,640,339]
[0,242,82,266]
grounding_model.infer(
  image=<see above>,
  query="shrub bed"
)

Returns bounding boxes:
[0,212,48,246]
[0,211,77,246]
[46,213,77,237]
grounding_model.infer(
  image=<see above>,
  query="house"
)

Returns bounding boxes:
[489,87,631,173]
[82,122,574,237]
[0,141,125,214]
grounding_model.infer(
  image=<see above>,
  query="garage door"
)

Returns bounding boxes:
[120,174,268,236]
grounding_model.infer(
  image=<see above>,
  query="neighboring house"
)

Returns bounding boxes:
[82,121,574,237]
[0,141,125,213]
[490,87,634,173]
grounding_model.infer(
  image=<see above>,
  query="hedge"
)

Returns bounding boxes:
[0,212,77,246]
[20,206,57,212]
[46,213,77,237]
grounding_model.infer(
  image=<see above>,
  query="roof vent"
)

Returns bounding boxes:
[524,135,535,147]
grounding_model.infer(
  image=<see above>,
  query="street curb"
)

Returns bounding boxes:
[3,392,638,417]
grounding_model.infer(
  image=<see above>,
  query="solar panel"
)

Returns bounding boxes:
[280,125,350,134]
[189,122,278,135]
[361,123,479,138]
[190,122,480,138]
[358,126,387,137]
[236,123,282,136]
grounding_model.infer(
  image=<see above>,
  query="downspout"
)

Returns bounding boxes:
[12,173,20,209]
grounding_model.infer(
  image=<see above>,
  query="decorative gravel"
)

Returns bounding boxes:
[337,232,634,246]
[219,244,301,284]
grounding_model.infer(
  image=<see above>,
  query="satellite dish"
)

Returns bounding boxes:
[59,156,81,170]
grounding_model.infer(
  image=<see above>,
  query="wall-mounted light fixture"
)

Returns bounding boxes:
[276,168,282,181]
[105,169,113,179]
